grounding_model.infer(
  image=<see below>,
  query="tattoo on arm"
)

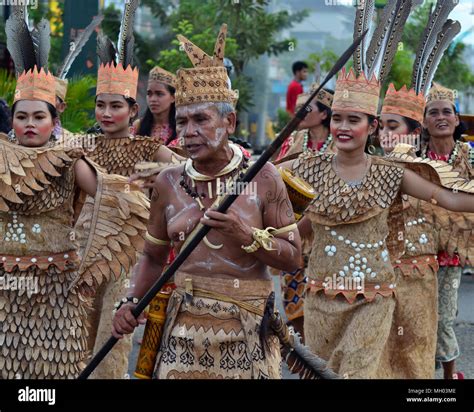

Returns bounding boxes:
[261,168,294,228]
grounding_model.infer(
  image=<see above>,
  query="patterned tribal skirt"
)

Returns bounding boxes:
[154,274,281,379]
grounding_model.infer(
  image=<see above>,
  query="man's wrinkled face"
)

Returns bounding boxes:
[175,102,236,161]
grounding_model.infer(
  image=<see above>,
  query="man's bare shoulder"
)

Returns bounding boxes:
[254,162,285,188]
[153,164,184,190]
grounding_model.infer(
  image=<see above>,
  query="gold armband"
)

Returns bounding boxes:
[145,231,171,246]
[241,223,297,253]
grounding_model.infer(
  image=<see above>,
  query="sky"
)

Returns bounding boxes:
[450,0,474,46]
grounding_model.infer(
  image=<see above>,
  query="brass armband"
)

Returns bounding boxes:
[145,231,171,246]
[241,223,297,253]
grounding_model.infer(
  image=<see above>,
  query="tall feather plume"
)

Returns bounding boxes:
[268,307,339,379]
[259,292,339,379]
[371,0,412,84]
[412,0,458,92]
[10,3,29,26]
[5,14,36,75]
[97,32,117,65]
[117,0,139,67]
[57,15,104,79]
[366,0,412,83]
[420,19,461,94]
[31,19,51,71]
[352,0,375,76]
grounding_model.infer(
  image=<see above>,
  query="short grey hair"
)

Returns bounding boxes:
[214,102,235,118]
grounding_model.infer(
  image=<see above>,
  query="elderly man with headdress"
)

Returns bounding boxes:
[112,24,302,379]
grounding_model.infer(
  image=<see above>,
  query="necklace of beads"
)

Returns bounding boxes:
[302,130,333,154]
[179,152,250,211]
[421,141,460,165]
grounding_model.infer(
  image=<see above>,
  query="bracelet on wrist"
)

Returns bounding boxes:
[114,296,139,312]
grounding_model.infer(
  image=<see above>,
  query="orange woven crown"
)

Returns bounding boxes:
[296,83,334,110]
[426,82,456,105]
[332,68,380,116]
[96,62,139,100]
[14,67,57,106]
[381,84,425,124]
[149,66,176,88]
[175,24,238,107]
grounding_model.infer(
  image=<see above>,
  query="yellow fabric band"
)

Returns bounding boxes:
[145,231,171,246]
[182,282,264,317]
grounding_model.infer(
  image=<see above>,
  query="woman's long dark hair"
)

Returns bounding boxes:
[138,84,176,144]
[0,99,11,133]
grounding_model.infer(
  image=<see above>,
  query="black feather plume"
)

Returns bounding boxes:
[352,0,375,76]
[270,311,339,379]
[97,32,117,65]
[373,0,412,84]
[117,0,139,67]
[5,14,36,75]
[366,0,412,83]
[412,0,458,93]
[259,292,275,357]
[57,15,104,79]
[31,19,51,71]
[420,20,461,93]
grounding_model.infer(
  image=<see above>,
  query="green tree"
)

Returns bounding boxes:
[61,75,97,133]
[306,49,338,83]
[148,0,308,114]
